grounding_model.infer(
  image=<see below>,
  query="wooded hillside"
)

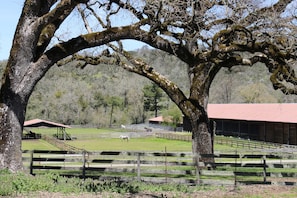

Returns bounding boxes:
[1,47,296,127]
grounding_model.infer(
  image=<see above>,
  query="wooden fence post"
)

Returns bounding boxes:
[137,153,141,181]
[30,150,34,175]
[263,155,267,183]
[234,150,238,187]
[82,150,86,180]
[165,147,168,183]
[194,153,200,185]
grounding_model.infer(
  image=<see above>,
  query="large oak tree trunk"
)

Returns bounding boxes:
[191,115,214,164]
[187,63,217,165]
[186,100,214,165]
[0,89,27,172]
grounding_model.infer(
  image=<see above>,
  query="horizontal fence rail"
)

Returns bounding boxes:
[155,133,297,151]
[22,150,297,186]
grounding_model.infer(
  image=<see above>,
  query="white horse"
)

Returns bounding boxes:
[120,135,129,141]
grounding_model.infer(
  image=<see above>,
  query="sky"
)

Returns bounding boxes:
[0,1,145,61]
[0,1,23,60]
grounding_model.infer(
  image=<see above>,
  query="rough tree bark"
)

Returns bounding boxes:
[0,0,87,172]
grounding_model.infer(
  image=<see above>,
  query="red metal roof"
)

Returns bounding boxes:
[149,116,164,122]
[208,103,297,123]
[24,119,71,128]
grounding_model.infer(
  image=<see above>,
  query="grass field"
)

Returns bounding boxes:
[22,139,59,150]
[66,137,191,152]
[22,127,246,153]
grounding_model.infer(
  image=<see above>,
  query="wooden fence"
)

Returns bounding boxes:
[155,133,297,150]
[22,150,297,186]
[41,135,83,152]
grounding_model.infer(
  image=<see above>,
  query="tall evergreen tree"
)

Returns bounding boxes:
[143,83,165,117]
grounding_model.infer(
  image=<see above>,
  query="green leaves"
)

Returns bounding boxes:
[143,82,166,117]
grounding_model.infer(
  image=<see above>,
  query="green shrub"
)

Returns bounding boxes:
[0,170,141,196]
[1,169,203,196]
[0,169,15,196]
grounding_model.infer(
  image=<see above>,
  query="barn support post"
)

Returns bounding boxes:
[282,123,285,144]
[63,128,66,141]
[287,124,290,144]
[238,121,241,138]
[222,120,225,136]
[295,124,297,145]
[264,122,266,145]
[292,124,297,145]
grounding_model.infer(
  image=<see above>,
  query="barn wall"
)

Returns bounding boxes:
[265,123,274,143]
[207,119,297,145]
[273,123,283,144]
[183,117,297,145]
[283,124,290,144]
[258,124,265,141]
[289,124,297,145]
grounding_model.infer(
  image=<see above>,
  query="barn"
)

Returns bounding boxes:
[184,104,297,145]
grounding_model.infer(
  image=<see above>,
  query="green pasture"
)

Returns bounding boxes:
[22,139,59,150]
[23,128,192,151]
[22,127,240,152]
[22,137,192,152]
[66,137,191,152]
[22,127,281,153]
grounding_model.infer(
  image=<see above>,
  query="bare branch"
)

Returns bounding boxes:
[110,0,144,21]
[77,4,92,33]
[57,51,117,69]
[107,44,190,115]
[35,0,89,58]
[240,0,294,25]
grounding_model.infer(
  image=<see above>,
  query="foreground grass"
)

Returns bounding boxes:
[2,169,297,198]
[0,169,206,197]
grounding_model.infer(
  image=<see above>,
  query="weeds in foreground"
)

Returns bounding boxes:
[0,169,203,196]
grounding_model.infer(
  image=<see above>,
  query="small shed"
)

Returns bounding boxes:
[148,116,164,125]
[24,119,71,140]
[148,116,183,131]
